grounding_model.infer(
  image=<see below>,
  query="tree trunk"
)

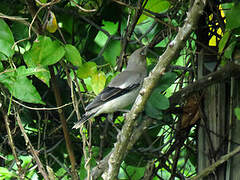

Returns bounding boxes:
[197,49,240,179]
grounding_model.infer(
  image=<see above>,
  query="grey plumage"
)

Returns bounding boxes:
[73,47,147,129]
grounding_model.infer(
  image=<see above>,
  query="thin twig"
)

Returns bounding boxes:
[15,112,49,180]
[3,112,24,180]
[69,0,97,13]
[12,98,73,111]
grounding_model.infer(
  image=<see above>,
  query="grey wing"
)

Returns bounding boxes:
[85,71,142,111]
[108,71,143,89]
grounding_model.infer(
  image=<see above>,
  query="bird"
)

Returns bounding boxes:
[72,47,147,129]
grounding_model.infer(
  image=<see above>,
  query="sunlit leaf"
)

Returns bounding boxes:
[65,44,82,67]
[0,66,45,104]
[224,41,236,58]
[0,19,14,57]
[102,39,120,66]
[0,167,16,178]
[234,107,240,120]
[218,30,231,54]
[0,62,3,71]
[77,62,97,79]
[225,3,240,30]
[91,71,106,95]
[23,36,65,66]
[138,0,171,24]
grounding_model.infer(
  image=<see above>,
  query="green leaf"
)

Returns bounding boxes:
[95,21,118,47]
[102,39,120,66]
[224,41,236,59]
[156,72,177,92]
[0,66,45,104]
[11,22,28,48]
[218,30,231,54]
[19,65,50,86]
[64,44,82,67]
[19,155,32,169]
[0,167,15,178]
[77,62,97,79]
[145,99,163,120]
[91,71,106,95]
[138,0,171,24]
[23,36,65,66]
[225,3,240,30]
[145,73,174,120]
[234,107,240,120]
[0,19,14,57]
[148,90,169,110]
[0,61,3,72]
[16,66,48,77]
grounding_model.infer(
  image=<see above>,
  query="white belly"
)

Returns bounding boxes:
[95,87,140,116]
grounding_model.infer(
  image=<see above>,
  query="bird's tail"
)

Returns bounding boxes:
[72,114,90,129]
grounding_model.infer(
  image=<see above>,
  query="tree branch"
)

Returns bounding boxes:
[3,112,24,179]
[15,112,49,180]
[49,66,78,179]
[169,63,240,107]
[106,0,207,179]
[190,145,240,180]
[88,116,153,180]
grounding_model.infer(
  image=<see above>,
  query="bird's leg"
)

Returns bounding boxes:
[107,113,121,133]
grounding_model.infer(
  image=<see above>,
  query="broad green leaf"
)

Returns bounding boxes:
[16,66,47,77]
[0,19,14,57]
[23,36,65,66]
[225,3,240,30]
[95,21,118,47]
[91,71,106,95]
[126,166,145,179]
[219,30,231,54]
[145,99,163,120]
[138,0,171,24]
[19,155,32,168]
[156,72,177,92]
[119,164,145,179]
[224,41,236,58]
[0,66,45,104]
[77,62,97,79]
[0,62,3,71]
[34,67,50,86]
[148,90,169,110]
[65,44,82,67]
[11,22,29,48]
[0,167,15,178]
[234,107,240,120]
[102,39,120,66]
[19,66,50,86]
[0,52,7,60]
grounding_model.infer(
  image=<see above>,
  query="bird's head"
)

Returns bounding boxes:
[126,47,147,72]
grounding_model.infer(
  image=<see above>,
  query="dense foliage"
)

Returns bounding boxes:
[1,0,240,179]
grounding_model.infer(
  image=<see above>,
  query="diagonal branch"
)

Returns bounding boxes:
[87,116,153,179]
[15,112,49,180]
[106,0,207,179]
[169,63,240,107]
[190,145,240,180]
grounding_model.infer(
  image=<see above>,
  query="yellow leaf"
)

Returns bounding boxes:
[91,71,106,95]
[46,11,58,33]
